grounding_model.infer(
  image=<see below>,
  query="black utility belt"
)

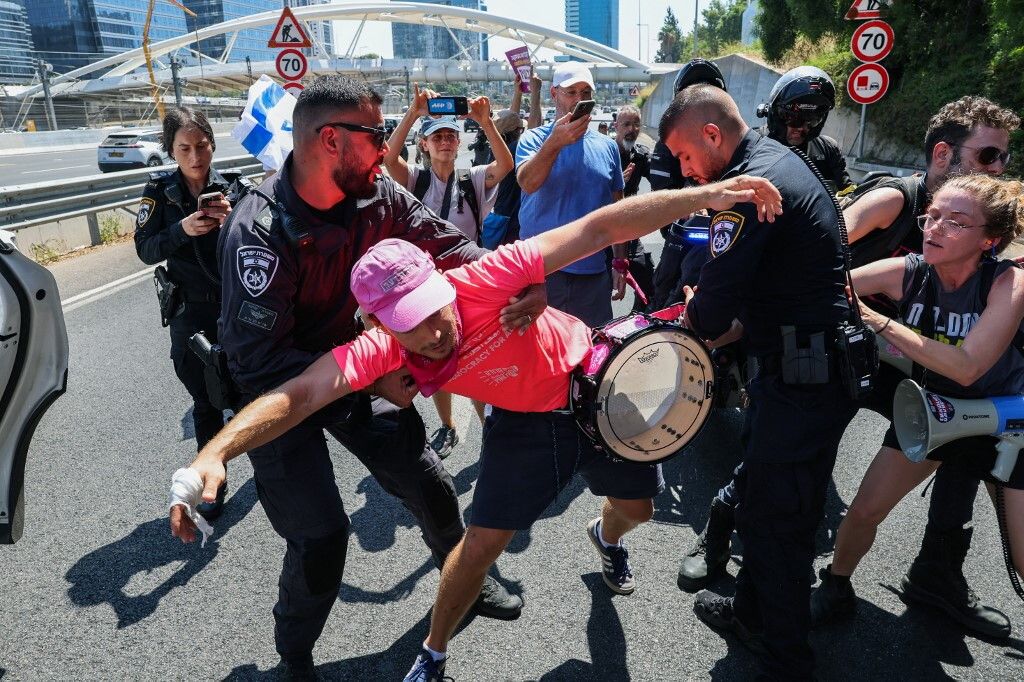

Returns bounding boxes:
[180,290,221,304]
[760,323,879,401]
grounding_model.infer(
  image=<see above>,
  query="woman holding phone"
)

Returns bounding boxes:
[134,106,245,520]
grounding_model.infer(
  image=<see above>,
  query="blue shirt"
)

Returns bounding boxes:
[516,125,624,274]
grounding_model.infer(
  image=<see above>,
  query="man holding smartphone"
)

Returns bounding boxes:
[515,62,627,327]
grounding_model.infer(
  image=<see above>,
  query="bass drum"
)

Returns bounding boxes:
[571,313,715,465]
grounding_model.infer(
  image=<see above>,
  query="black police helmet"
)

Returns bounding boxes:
[673,58,727,93]
[756,66,836,142]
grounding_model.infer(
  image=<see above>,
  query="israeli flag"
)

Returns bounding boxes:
[232,75,295,171]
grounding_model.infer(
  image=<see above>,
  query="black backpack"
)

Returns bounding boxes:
[840,172,927,268]
[412,167,481,241]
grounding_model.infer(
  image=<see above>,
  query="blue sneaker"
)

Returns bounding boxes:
[587,517,636,595]
[404,649,449,682]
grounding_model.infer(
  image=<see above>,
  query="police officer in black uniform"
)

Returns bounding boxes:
[660,84,858,680]
[757,66,852,193]
[134,106,241,519]
[217,76,535,676]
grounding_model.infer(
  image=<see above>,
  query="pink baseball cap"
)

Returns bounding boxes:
[351,238,456,332]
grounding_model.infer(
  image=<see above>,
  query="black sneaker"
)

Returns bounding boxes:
[810,566,856,626]
[274,653,320,681]
[693,590,766,655]
[403,649,450,682]
[429,426,459,460]
[473,574,523,620]
[196,481,227,522]
[587,517,636,595]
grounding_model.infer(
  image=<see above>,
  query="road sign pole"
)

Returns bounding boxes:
[170,58,183,108]
[858,103,867,157]
[37,60,58,132]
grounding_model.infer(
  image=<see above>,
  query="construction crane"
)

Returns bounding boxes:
[143,0,197,119]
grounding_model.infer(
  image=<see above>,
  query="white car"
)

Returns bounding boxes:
[97,130,171,173]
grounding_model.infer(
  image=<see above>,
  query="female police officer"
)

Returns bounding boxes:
[134,106,242,520]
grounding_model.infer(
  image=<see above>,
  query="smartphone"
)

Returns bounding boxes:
[198,191,225,210]
[427,96,469,116]
[570,99,596,122]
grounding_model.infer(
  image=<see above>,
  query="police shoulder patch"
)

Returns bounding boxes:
[709,210,745,258]
[137,197,156,228]
[236,245,279,297]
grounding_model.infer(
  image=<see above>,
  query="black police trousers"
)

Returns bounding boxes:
[730,371,857,681]
[168,301,225,450]
[246,394,464,660]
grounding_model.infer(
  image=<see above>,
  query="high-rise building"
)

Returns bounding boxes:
[565,0,618,49]
[392,0,488,61]
[26,0,282,76]
[0,1,36,84]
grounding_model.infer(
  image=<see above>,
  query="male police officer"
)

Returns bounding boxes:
[217,76,537,675]
[661,84,858,680]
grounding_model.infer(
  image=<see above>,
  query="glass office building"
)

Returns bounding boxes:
[392,0,488,61]
[27,0,285,75]
[565,0,618,49]
[0,1,35,84]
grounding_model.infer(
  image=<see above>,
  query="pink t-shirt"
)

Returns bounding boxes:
[332,240,593,412]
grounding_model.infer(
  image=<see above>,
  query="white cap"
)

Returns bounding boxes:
[551,62,595,90]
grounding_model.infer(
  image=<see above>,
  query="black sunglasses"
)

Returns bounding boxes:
[316,121,388,148]
[781,110,825,129]
[958,144,1011,166]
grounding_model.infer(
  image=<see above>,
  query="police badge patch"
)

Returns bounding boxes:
[709,210,745,257]
[137,197,156,228]
[237,246,279,297]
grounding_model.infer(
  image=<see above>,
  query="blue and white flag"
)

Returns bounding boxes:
[232,75,295,171]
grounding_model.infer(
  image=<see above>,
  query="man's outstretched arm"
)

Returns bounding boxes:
[534,175,783,276]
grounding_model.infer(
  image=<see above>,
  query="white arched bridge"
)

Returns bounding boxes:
[25,2,676,99]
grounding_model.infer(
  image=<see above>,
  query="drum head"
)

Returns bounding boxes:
[593,327,714,464]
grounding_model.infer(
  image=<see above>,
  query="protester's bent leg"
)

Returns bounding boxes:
[832,447,938,576]
[329,397,464,566]
[425,526,515,652]
[601,497,654,544]
[471,399,486,424]
[247,420,349,660]
[433,391,455,428]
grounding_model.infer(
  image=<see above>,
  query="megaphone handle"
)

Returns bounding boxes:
[991,439,1020,483]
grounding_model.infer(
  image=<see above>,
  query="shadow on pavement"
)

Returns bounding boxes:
[65,478,258,628]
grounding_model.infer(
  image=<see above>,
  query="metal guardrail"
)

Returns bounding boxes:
[0,154,263,243]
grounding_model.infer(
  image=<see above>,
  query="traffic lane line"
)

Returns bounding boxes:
[23,165,94,174]
[62,265,155,313]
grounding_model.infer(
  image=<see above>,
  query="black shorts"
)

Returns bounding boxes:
[470,407,665,530]
[881,425,1024,489]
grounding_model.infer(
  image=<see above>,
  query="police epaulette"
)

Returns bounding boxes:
[148,169,175,183]
[250,189,315,255]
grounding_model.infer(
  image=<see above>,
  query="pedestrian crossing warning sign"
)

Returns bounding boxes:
[268,7,312,48]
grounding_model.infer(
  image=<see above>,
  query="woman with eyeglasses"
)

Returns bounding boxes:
[812,174,1024,626]
[383,84,515,460]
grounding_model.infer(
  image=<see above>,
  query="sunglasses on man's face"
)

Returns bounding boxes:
[781,111,825,129]
[316,121,388,149]
[959,144,1011,166]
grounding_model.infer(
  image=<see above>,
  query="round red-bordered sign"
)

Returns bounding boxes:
[847,62,889,105]
[276,48,308,82]
[283,81,305,98]
[850,19,894,63]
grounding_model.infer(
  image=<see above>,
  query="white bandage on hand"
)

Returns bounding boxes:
[168,467,215,547]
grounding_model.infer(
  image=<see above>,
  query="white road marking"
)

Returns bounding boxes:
[62,265,156,313]
[23,164,93,174]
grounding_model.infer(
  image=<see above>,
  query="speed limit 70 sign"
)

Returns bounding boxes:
[276,48,308,82]
[850,20,894,63]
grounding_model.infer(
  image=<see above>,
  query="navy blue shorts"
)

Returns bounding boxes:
[470,407,665,530]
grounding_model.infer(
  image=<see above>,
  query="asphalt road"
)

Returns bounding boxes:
[1,146,1022,681]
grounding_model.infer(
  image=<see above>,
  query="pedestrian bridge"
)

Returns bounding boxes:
[23,2,677,99]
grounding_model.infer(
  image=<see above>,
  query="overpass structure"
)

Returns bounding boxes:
[22,2,677,100]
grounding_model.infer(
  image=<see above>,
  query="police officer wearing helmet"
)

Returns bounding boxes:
[661,83,858,680]
[757,66,852,193]
[134,106,244,520]
[649,58,728,310]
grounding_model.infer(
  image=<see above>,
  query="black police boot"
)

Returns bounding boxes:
[196,481,227,522]
[274,653,320,681]
[678,497,734,592]
[900,527,1011,639]
[473,574,523,620]
[810,565,856,626]
[692,590,766,655]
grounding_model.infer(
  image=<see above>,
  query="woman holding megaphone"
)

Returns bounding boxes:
[812,174,1024,631]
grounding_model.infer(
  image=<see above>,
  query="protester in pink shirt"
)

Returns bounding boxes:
[170,173,782,680]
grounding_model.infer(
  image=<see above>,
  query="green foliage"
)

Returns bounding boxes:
[99,214,122,244]
[30,239,67,265]
[756,0,797,62]
[700,0,746,54]
[655,7,683,63]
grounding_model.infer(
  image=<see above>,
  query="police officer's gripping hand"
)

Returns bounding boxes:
[499,283,548,333]
[368,366,419,408]
[703,175,784,224]
[169,454,226,543]
[547,112,590,150]
[181,209,220,237]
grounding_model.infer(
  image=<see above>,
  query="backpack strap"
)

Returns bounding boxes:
[412,166,432,202]
[457,168,481,235]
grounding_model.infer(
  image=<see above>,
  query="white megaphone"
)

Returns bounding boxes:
[892,378,1024,482]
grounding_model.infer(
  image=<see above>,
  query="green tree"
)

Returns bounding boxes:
[655,7,683,63]
[701,0,746,54]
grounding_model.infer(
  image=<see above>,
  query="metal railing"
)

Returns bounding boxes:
[0,154,263,244]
